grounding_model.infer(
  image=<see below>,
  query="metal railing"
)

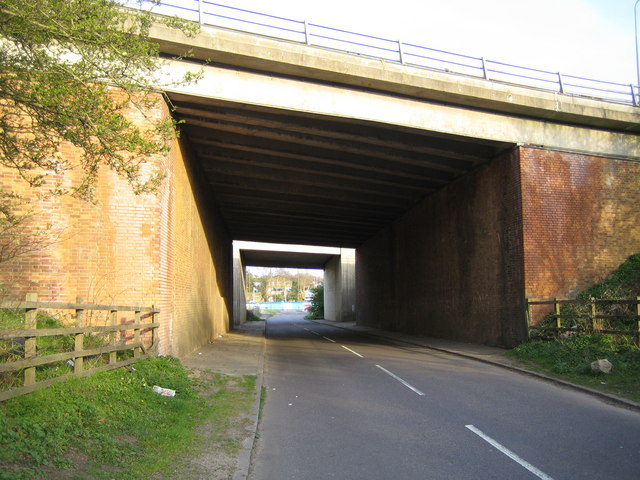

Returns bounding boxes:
[123,0,639,106]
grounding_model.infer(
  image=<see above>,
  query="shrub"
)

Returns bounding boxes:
[305,285,324,320]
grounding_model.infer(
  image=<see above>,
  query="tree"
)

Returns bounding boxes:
[0,0,199,262]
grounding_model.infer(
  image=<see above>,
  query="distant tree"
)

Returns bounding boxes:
[245,271,268,302]
[291,272,316,301]
[290,278,303,302]
[0,0,199,262]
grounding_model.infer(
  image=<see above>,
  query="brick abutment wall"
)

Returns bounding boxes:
[357,147,640,347]
[0,95,232,357]
[357,148,526,347]
[521,148,640,322]
[2,88,637,351]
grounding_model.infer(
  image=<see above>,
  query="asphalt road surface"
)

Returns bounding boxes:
[248,313,640,480]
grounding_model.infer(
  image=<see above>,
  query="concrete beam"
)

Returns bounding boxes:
[162,60,640,160]
[149,22,640,133]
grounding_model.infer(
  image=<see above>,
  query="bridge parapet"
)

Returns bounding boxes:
[139,2,640,133]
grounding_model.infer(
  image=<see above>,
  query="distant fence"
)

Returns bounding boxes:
[123,0,639,106]
[0,294,159,401]
[247,301,309,312]
[526,297,640,342]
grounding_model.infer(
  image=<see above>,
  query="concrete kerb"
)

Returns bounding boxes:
[311,320,640,414]
[232,322,266,480]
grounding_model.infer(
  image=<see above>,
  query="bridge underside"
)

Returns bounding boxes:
[153,25,640,348]
[169,93,513,248]
[240,248,334,269]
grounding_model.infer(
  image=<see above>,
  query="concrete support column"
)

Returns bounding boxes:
[324,248,356,322]
[232,244,247,328]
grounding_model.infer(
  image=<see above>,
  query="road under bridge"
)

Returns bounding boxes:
[3,15,640,354]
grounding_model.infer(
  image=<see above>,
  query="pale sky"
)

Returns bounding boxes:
[230,0,637,86]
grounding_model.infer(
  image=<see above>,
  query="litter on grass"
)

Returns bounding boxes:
[152,385,176,397]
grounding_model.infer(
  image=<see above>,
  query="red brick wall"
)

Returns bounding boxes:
[0,95,232,356]
[521,147,640,307]
[357,149,526,347]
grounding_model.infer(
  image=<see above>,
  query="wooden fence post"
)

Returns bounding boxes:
[590,297,597,332]
[109,308,117,364]
[554,298,561,334]
[74,297,84,374]
[150,306,156,352]
[636,296,640,346]
[23,293,38,387]
[524,299,532,337]
[134,307,141,359]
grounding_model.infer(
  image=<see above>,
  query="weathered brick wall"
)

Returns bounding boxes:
[163,138,231,357]
[357,149,526,347]
[0,95,232,356]
[0,151,163,307]
[357,146,640,344]
[521,148,640,307]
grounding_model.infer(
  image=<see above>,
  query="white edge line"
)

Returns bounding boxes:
[465,425,554,480]
[375,364,425,396]
[341,345,364,357]
[322,336,336,343]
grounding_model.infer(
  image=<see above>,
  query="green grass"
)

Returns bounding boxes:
[534,254,640,334]
[246,309,264,322]
[1,311,136,389]
[508,335,640,403]
[512,254,640,403]
[0,356,256,479]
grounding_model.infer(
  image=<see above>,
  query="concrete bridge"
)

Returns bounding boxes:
[3,14,639,354]
[154,21,640,346]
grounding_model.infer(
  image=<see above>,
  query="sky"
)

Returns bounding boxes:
[229,0,638,86]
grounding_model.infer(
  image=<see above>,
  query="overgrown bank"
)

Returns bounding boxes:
[0,356,255,479]
[508,254,640,403]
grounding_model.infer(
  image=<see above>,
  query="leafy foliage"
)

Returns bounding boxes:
[512,254,640,402]
[577,253,640,300]
[534,254,640,335]
[305,284,324,319]
[246,269,321,302]
[0,0,200,262]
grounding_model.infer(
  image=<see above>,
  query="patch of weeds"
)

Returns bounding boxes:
[507,335,640,402]
[246,310,264,322]
[0,357,257,479]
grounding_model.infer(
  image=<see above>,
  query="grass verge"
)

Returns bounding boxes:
[506,335,640,403]
[0,356,255,479]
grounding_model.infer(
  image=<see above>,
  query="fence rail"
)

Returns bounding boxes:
[0,294,159,402]
[526,297,640,341]
[122,0,639,106]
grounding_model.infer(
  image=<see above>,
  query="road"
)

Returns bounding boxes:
[248,313,640,480]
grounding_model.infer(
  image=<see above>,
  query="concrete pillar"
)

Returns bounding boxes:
[323,248,356,322]
[232,244,247,328]
[324,256,338,321]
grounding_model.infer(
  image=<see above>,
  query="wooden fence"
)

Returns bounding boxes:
[0,294,159,402]
[526,297,640,342]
